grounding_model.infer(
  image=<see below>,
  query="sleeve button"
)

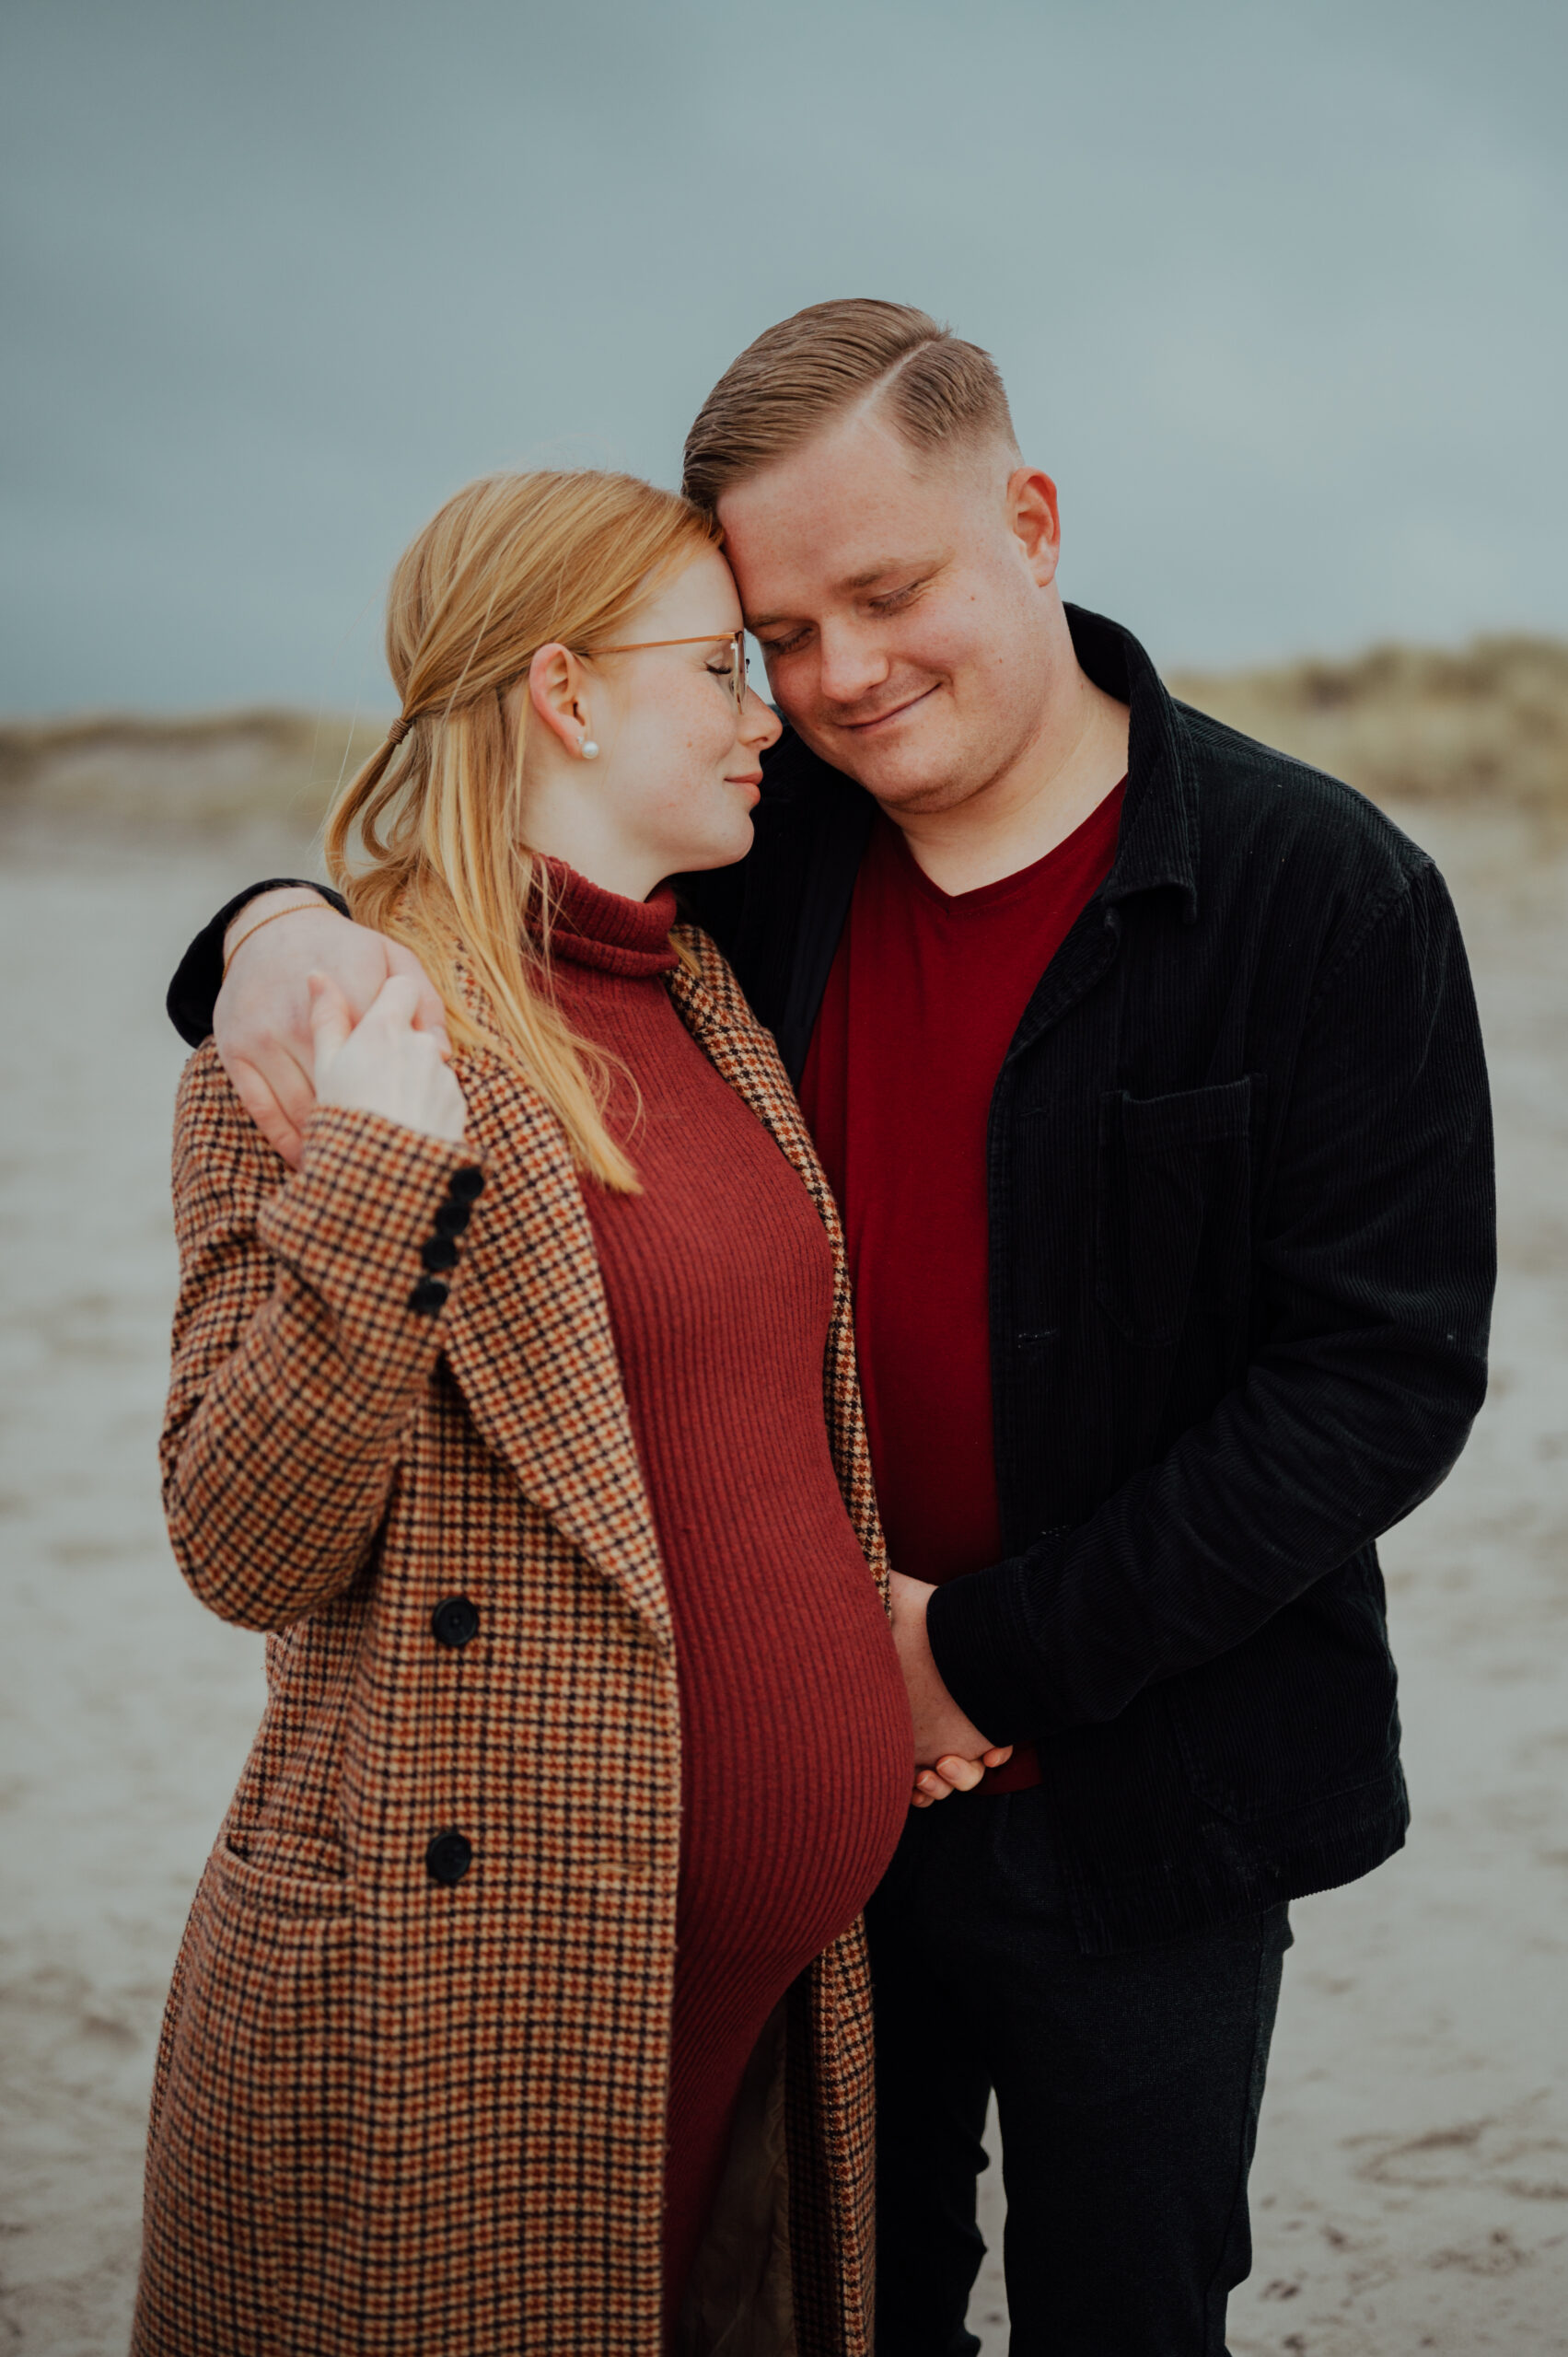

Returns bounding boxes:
[447,1167,485,1203]
[422,1236,459,1272]
[433,1201,471,1237]
[409,1277,449,1315]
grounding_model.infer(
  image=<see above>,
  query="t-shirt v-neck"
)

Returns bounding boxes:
[799,780,1125,1789]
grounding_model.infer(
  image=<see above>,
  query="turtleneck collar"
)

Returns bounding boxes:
[533,860,680,978]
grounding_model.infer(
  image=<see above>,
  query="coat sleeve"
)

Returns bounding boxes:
[161,1045,484,1630]
[926,857,1495,1738]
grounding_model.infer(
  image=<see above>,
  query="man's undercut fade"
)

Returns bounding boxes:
[682,297,1019,516]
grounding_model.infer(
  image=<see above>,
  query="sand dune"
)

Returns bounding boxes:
[2,659,1566,2354]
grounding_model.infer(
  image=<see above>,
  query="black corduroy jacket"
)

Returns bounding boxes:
[677,605,1494,1951]
[168,605,1495,1953]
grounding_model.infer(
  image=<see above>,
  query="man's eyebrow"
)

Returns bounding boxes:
[747,554,947,632]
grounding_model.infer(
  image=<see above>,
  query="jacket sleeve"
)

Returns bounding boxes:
[926,857,1495,1739]
[166,879,351,1046]
[161,1045,483,1630]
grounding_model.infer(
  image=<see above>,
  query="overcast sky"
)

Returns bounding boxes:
[4,0,1565,714]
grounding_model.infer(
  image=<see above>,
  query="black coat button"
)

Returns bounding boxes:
[433,1200,471,1238]
[431,1595,480,1649]
[422,1235,459,1272]
[409,1276,449,1315]
[447,1167,485,1203]
[425,1829,473,1886]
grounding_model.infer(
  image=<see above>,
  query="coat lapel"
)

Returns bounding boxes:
[439,1047,674,1645]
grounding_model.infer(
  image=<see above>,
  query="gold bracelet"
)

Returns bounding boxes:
[220,897,331,983]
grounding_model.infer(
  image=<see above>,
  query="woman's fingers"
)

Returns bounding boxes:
[385,937,453,1051]
[312,968,467,1145]
[909,1750,996,1809]
[354,971,423,1038]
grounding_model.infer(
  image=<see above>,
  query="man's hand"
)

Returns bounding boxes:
[889,1569,1013,1808]
[215,891,449,1167]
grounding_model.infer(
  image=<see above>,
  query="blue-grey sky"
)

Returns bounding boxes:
[4,0,1565,714]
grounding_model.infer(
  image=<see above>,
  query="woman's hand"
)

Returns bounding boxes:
[310,972,467,1144]
[889,1568,1013,1807]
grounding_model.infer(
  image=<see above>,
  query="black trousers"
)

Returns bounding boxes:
[865,1788,1291,2357]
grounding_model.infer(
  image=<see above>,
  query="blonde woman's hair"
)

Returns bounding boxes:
[325,470,720,1190]
[682,298,1018,516]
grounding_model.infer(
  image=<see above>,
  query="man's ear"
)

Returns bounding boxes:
[527,643,593,753]
[1008,468,1063,587]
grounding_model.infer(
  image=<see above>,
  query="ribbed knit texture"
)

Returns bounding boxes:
[541,867,911,2330]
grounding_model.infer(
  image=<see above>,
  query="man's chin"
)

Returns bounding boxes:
[829,738,967,815]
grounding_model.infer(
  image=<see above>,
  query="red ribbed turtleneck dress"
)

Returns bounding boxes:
[540,866,912,2328]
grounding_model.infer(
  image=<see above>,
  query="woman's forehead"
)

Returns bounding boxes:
[628,545,742,638]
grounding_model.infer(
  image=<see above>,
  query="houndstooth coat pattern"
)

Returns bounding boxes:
[132,925,888,2357]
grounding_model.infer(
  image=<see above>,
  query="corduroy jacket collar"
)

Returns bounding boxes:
[1063,605,1199,921]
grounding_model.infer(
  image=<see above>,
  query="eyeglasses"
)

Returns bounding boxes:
[584,630,749,711]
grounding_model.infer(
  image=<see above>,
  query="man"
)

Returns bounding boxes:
[166,300,1495,2354]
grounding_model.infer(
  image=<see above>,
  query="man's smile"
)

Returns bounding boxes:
[840,683,941,733]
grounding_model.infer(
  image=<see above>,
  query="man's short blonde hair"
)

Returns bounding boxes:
[681,298,1018,515]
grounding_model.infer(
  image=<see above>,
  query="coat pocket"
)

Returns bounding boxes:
[1096,1077,1258,1344]
[135,1842,357,2356]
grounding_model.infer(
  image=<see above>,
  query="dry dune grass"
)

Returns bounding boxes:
[0,708,389,838]
[1169,634,1568,818]
[4,632,1567,842]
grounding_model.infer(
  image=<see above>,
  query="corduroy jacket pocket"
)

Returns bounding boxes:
[1096,1077,1257,1344]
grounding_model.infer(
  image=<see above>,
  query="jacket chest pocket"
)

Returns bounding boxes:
[1096,1077,1258,1343]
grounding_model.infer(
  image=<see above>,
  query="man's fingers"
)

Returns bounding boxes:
[384,939,451,1049]
[226,1056,307,1170]
[308,972,356,1068]
[981,1746,1014,1769]
[932,1754,986,1794]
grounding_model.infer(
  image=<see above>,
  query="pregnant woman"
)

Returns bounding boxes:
[134,470,1001,2357]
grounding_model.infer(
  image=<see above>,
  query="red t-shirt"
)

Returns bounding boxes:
[799,782,1125,1793]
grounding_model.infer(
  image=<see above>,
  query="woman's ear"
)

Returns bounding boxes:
[527,644,594,755]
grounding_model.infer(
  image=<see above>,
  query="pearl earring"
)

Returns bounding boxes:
[579,734,600,760]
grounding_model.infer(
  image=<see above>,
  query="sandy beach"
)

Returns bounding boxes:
[1,777,1564,2354]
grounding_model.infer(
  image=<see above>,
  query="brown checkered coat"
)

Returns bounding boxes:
[133,927,889,2357]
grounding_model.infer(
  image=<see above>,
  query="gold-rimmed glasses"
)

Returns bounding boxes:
[585,630,748,710]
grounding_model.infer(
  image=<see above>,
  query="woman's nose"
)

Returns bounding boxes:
[741,685,783,749]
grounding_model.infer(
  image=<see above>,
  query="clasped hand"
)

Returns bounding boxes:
[889,1569,1013,1808]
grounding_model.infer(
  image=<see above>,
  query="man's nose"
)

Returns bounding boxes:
[816,624,889,708]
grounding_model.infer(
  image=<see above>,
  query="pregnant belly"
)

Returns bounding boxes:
[675,1548,911,1980]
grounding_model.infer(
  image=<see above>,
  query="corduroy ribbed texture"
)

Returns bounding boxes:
[544,870,911,2329]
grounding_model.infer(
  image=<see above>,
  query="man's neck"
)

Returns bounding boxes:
[886,654,1130,899]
